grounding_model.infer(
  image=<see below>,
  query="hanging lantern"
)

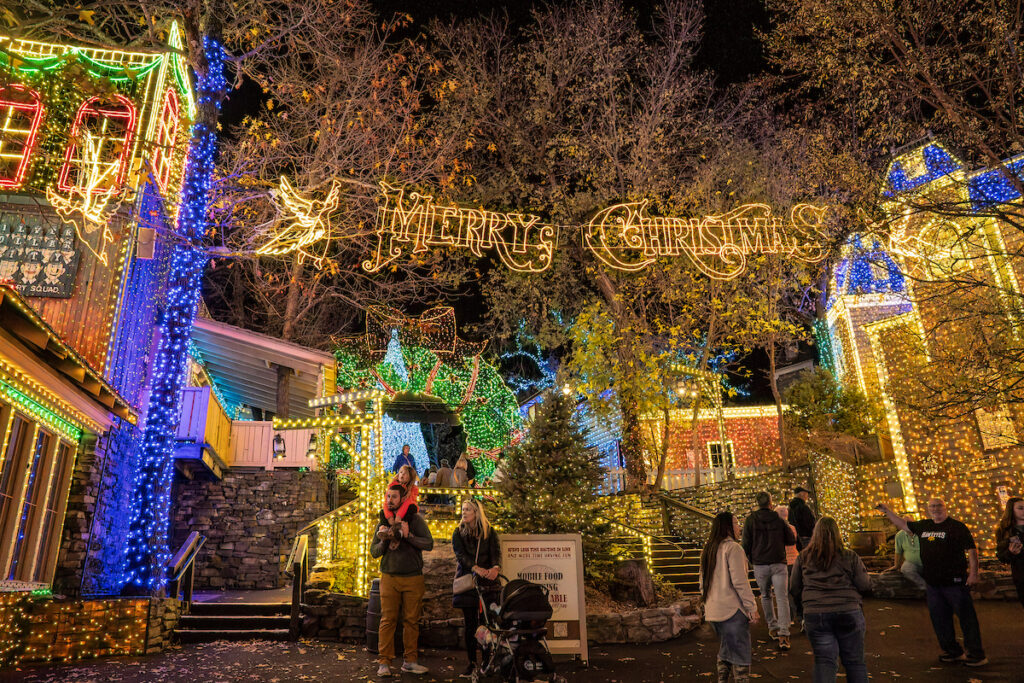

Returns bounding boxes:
[272,433,286,459]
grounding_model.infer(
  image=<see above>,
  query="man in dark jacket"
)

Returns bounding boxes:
[371,484,434,677]
[743,491,798,649]
[789,486,817,550]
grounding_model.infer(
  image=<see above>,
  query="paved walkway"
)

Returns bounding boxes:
[7,599,1024,682]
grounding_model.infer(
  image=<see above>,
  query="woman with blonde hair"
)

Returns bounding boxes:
[452,498,501,677]
[790,516,871,683]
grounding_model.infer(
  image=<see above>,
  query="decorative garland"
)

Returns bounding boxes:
[334,307,522,476]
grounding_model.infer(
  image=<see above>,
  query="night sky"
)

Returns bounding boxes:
[216,0,785,401]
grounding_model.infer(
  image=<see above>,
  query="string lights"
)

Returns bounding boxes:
[822,141,1024,549]
[364,181,556,274]
[0,593,148,666]
[123,35,222,591]
[258,176,342,267]
[0,85,45,189]
[334,307,522,472]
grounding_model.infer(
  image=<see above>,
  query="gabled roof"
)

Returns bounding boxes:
[190,317,335,419]
[882,142,963,198]
[831,235,905,302]
[0,285,135,422]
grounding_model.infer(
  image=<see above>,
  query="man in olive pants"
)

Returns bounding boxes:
[371,484,435,677]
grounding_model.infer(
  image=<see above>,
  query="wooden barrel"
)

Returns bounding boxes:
[366,578,403,655]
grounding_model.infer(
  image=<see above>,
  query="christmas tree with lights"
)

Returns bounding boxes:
[495,389,611,577]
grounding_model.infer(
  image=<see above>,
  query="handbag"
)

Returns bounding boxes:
[453,535,482,595]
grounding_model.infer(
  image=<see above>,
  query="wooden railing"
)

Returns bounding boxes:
[289,534,309,641]
[230,421,318,470]
[602,466,771,494]
[177,386,232,461]
[167,531,206,611]
[655,492,716,542]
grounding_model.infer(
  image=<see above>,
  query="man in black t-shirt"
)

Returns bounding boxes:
[878,499,987,667]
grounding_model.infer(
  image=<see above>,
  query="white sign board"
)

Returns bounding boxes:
[501,533,588,662]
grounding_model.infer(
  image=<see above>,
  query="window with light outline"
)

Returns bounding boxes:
[150,88,179,191]
[58,95,137,193]
[706,440,735,470]
[0,85,45,189]
[0,399,81,586]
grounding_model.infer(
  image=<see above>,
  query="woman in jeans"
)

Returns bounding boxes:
[452,498,501,678]
[790,516,871,683]
[700,511,759,683]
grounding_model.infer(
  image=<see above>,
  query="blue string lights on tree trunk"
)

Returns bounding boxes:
[122,37,225,592]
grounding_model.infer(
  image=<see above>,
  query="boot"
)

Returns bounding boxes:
[716,659,732,683]
[732,664,750,683]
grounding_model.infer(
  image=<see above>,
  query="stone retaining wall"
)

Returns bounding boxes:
[299,588,702,647]
[869,569,1019,601]
[170,469,329,589]
[585,599,701,643]
[0,594,179,667]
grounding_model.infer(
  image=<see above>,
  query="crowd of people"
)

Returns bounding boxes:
[701,487,1024,683]
[369,444,1024,681]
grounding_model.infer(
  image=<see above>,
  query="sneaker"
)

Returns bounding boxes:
[768,628,780,640]
[778,635,791,651]
[377,663,393,678]
[964,655,989,667]
[938,652,966,663]
[460,662,476,678]
[401,661,429,675]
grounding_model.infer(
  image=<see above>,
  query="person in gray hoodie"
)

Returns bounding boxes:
[789,516,871,683]
[742,491,797,649]
[371,484,435,678]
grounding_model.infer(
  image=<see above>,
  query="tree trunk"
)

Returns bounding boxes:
[620,394,648,491]
[126,7,225,592]
[768,336,789,470]
[689,312,717,488]
[593,270,647,490]
[652,404,670,490]
[281,254,303,342]
[275,363,293,419]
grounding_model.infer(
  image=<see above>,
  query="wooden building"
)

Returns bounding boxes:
[831,141,1024,551]
[0,25,196,594]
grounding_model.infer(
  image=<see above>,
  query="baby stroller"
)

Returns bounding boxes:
[471,575,562,683]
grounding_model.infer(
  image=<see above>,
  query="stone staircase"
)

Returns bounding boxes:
[651,537,701,593]
[175,601,291,643]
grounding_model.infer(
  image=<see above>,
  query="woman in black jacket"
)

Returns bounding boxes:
[996,497,1024,608]
[452,498,501,678]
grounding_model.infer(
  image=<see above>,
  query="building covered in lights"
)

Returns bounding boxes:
[827,141,1024,551]
[0,25,198,600]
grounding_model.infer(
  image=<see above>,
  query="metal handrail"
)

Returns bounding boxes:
[293,499,360,538]
[599,515,689,561]
[289,534,309,641]
[167,531,206,610]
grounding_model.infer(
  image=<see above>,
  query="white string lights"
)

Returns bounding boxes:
[253,178,827,279]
